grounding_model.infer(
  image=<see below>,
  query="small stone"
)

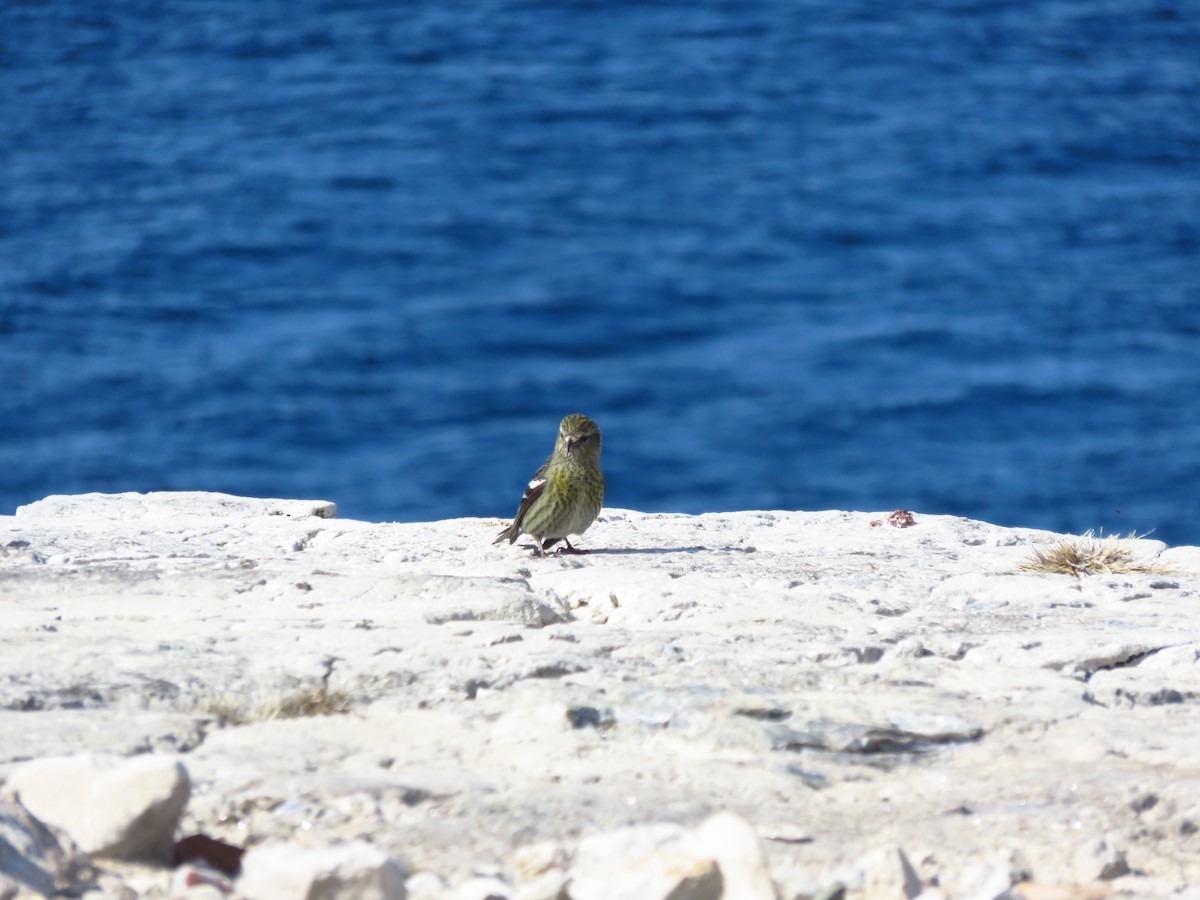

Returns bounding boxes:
[1072,838,1129,882]
[811,881,848,900]
[511,841,569,882]
[238,840,407,900]
[406,871,451,900]
[8,754,190,862]
[1130,793,1159,814]
[959,848,1032,900]
[682,812,775,900]
[513,869,568,900]
[888,638,931,659]
[859,845,921,900]
[170,863,235,897]
[565,706,615,730]
[569,823,722,900]
[567,815,770,900]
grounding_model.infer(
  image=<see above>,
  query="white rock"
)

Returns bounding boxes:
[569,850,721,900]
[567,818,766,900]
[1160,546,1200,574]
[681,813,775,900]
[511,841,570,882]
[959,848,1032,900]
[405,871,451,900]
[7,755,189,862]
[238,840,407,900]
[570,823,686,874]
[860,845,921,900]
[569,823,717,900]
[419,577,571,627]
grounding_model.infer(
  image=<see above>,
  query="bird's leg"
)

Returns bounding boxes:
[557,538,590,555]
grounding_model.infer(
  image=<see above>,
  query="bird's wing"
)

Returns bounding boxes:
[511,456,552,529]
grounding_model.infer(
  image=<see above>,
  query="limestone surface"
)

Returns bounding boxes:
[1,491,1199,898]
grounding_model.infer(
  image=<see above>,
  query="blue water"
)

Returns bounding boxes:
[3,1,1199,545]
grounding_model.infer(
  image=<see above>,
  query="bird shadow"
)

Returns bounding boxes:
[569,545,712,555]
[518,544,750,556]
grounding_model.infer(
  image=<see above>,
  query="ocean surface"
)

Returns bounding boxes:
[3,1,1199,546]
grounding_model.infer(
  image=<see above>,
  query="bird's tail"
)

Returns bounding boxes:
[493,522,518,545]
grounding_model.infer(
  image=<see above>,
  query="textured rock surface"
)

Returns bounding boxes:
[0,793,93,897]
[2,492,1199,898]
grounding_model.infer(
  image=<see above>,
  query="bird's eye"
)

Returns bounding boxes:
[575,434,589,443]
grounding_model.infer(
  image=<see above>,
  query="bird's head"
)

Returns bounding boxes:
[556,413,602,463]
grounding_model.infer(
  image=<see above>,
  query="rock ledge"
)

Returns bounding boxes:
[2,492,1198,899]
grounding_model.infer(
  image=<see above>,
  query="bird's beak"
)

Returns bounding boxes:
[565,437,577,455]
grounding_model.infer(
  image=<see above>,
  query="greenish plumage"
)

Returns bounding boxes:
[494,413,605,557]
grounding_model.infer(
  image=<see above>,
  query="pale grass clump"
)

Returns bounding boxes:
[1018,530,1174,577]
[194,680,353,726]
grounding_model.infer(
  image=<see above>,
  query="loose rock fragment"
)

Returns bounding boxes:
[511,840,570,882]
[1072,838,1130,882]
[406,871,451,899]
[565,706,615,730]
[513,869,568,900]
[569,822,722,900]
[959,848,1032,900]
[238,840,408,900]
[859,844,921,900]
[171,863,236,897]
[769,714,981,754]
[681,813,775,900]
[567,815,771,900]
[8,754,190,862]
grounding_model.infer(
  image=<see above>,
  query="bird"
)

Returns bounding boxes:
[494,413,605,557]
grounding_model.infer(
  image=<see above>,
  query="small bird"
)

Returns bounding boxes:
[494,413,605,557]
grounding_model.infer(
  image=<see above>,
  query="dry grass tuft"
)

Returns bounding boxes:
[1018,531,1173,577]
[194,681,354,726]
